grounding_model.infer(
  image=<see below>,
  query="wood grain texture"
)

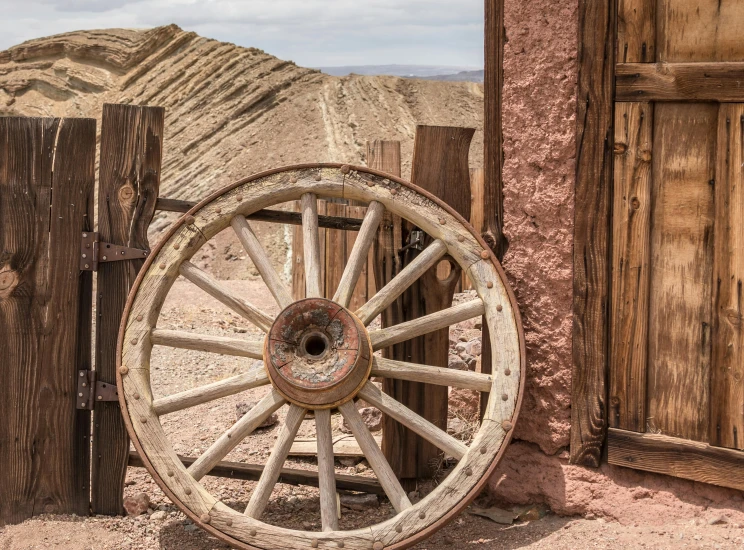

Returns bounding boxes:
[245,404,307,518]
[617,0,655,63]
[333,201,384,308]
[617,63,744,102]
[179,261,273,332]
[151,329,264,359]
[647,103,716,442]
[128,451,385,495]
[0,117,95,525]
[358,383,468,460]
[710,105,744,450]
[381,126,474,481]
[339,401,412,514]
[232,215,293,309]
[301,193,323,298]
[93,104,163,515]
[608,428,744,491]
[371,357,493,392]
[609,103,653,432]
[314,408,339,531]
[657,0,744,63]
[189,390,287,481]
[152,369,270,416]
[570,0,615,467]
[370,299,485,351]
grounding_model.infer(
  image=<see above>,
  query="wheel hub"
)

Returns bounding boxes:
[264,298,372,409]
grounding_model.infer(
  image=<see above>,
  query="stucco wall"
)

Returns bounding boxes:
[500,0,577,456]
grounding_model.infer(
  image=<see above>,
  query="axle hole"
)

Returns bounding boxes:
[304,334,327,357]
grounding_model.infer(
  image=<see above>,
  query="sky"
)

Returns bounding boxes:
[0,0,485,68]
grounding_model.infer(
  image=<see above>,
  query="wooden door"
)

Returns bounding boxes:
[607,0,744,490]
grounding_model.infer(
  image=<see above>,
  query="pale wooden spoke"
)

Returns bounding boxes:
[332,201,385,307]
[355,239,448,325]
[179,261,274,332]
[338,400,412,513]
[301,192,323,298]
[358,382,468,460]
[369,299,485,351]
[188,390,287,481]
[231,215,293,309]
[315,408,339,531]
[153,369,270,416]
[245,404,307,518]
[150,329,263,359]
[371,357,493,392]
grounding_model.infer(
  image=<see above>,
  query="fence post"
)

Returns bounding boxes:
[0,116,96,525]
[91,104,164,514]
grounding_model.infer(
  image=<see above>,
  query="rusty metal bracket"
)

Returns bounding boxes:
[76,370,120,410]
[398,230,425,255]
[80,232,149,271]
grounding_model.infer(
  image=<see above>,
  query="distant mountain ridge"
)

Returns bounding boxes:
[317,64,483,82]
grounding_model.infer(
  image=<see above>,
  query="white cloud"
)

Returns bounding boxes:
[0,0,484,67]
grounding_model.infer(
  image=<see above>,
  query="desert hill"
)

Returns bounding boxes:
[0,25,485,203]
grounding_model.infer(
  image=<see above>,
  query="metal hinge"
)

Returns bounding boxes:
[76,370,119,409]
[80,232,149,271]
[398,230,426,255]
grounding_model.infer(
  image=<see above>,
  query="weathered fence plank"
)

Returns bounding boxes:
[379,126,474,482]
[91,104,164,514]
[0,117,96,525]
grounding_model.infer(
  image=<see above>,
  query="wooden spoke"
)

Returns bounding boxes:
[371,357,493,392]
[338,400,412,513]
[314,408,339,531]
[245,404,307,518]
[358,382,468,460]
[150,329,263,359]
[231,215,293,309]
[188,390,287,481]
[356,239,448,325]
[179,261,274,332]
[153,369,270,416]
[301,193,323,298]
[332,201,385,307]
[369,299,485,351]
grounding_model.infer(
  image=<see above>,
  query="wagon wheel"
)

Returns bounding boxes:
[117,164,524,550]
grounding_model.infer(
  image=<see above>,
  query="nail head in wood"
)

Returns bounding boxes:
[480,250,490,260]
[173,243,180,250]
[184,488,192,495]
[438,218,446,225]
[311,540,318,548]
[167,470,174,477]
[249,528,256,536]
[390,188,398,195]
[131,338,138,345]
[133,393,140,400]
[464,467,473,476]
[236,195,243,202]
[200,514,210,524]
[496,304,503,312]
[480,446,487,454]
[119,366,129,375]
[457,235,465,242]
[159,263,166,270]
[314,173,322,181]
[226,519,233,527]
[419,511,426,519]
[290,176,298,183]
[215,208,222,214]
[341,164,351,174]
[140,417,147,423]
[395,524,402,533]
[504,368,511,376]
[501,393,508,401]
[136,315,143,321]
[373,543,384,550]
[366,180,375,187]
[502,420,513,431]
[184,215,196,225]
[486,281,494,289]
[337,542,345,548]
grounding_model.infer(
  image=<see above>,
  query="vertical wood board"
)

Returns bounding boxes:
[570,0,616,467]
[646,103,716,442]
[657,0,744,62]
[710,104,744,450]
[617,0,656,63]
[92,104,164,514]
[0,117,95,525]
[609,102,653,432]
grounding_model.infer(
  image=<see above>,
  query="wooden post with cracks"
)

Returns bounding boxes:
[91,104,164,514]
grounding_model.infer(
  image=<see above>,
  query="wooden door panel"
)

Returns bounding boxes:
[610,102,654,431]
[657,0,744,62]
[646,103,716,442]
[710,104,744,449]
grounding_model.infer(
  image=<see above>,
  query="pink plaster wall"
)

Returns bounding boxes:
[500,0,577,455]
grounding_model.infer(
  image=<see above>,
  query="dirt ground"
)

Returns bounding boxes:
[2,270,743,549]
